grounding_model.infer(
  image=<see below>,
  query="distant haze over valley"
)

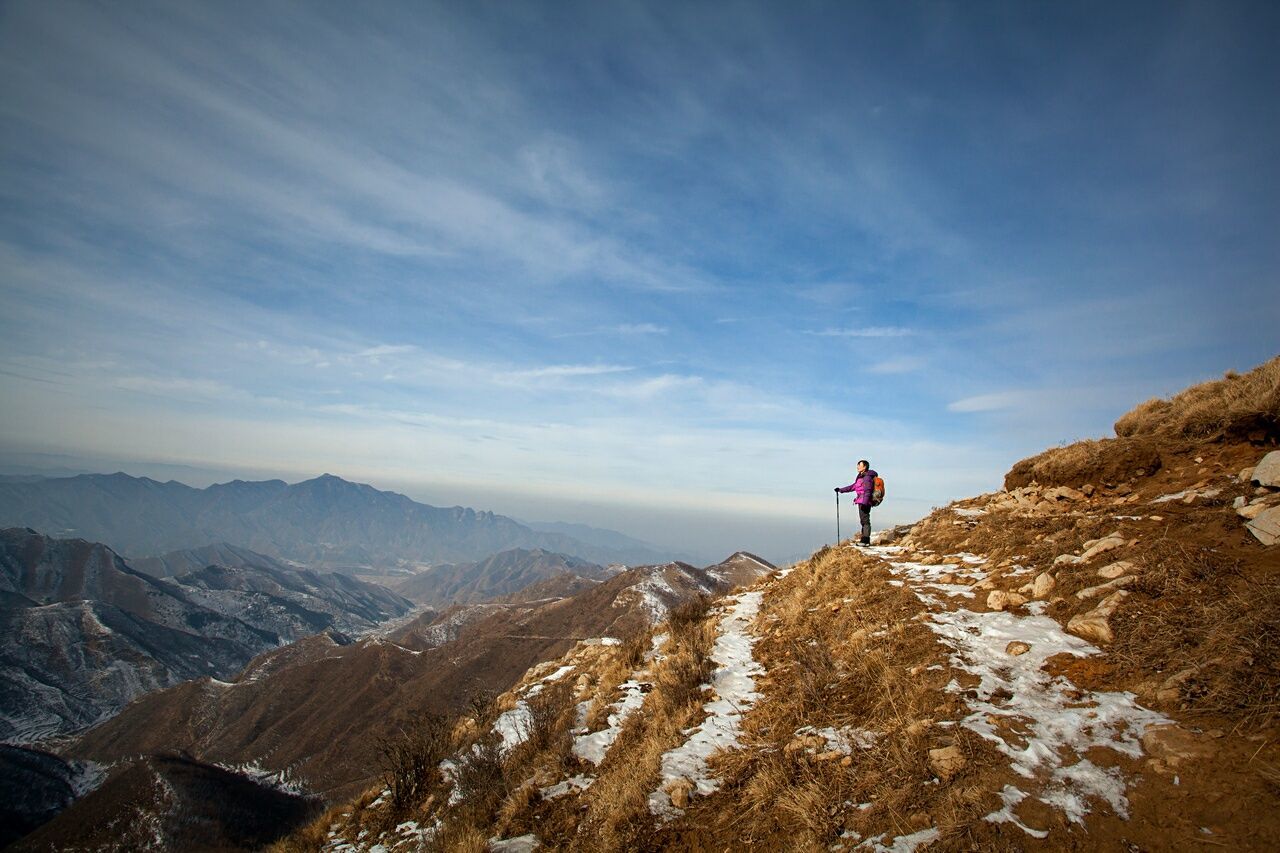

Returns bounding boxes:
[0,470,680,570]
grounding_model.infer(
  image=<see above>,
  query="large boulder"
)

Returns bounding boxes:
[1252,451,1280,489]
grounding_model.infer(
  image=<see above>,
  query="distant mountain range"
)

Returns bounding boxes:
[0,472,674,570]
[0,529,411,743]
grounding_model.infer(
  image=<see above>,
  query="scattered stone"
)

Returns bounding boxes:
[1097,560,1136,579]
[1054,553,1085,566]
[813,750,845,762]
[1045,486,1086,502]
[665,778,694,810]
[1234,496,1248,509]
[928,745,966,780]
[1076,576,1137,600]
[905,719,933,737]
[1240,466,1256,482]
[986,590,1028,611]
[1079,533,1127,562]
[1239,503,1269,520]
[937,572,957,584]
[1253,451,1280,488]
[1032,572,1056,599]
[1141,724,1216,768]
[1066,590,1129,644]
[1156,667,1200,704]
[1082,483,1096,497]
[1005,641,1031,656]
[908,812,931,830]
[1245,506,1280,546]
[841,756,853,767]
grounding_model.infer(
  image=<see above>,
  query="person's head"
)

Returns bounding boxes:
[857,459,869,473]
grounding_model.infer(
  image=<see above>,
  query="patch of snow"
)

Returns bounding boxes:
[540,774,593,799]
[573,632,666,765]
[1151,488,1219,504]
[984,785,1049,838]
[648,590,765,819]
[857,827,940,852]
[795,725,880,754]
[925,606,1170,822]
[494,702,534,754]
[488,834,540,852]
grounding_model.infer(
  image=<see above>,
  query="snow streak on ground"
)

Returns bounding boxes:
[878,546,1171,836]
[648,590,765,819]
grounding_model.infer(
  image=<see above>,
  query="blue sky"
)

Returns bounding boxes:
[1,1,1278,562]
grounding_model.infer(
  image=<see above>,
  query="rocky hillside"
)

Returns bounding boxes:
[0,473,669,570]
[63,554,774,810]
[393,548,609,608]
[288,358,1279,852]
[0,528,411,744]
[129,541,297,578]
[8,754,320,852]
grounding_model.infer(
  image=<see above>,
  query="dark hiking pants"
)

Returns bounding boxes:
[859,504,871,542]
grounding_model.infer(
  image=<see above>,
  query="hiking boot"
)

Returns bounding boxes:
[859,537,871,546]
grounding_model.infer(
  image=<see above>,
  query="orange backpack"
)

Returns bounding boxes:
[871,476,885,506]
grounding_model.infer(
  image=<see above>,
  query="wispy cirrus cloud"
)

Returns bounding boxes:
[867,356,927,375]
[805,326,915,338]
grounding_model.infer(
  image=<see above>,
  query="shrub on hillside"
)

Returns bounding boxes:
[376,713,452,814]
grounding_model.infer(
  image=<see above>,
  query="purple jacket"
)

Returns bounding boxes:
[837,469,878,506]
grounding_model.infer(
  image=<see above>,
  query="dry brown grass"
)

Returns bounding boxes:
[564,607,718,851]
[687,546,1008,850]
[1110,537,1280,726]
[1004,436,1164,490]
[265,802,348,853]
[1114,356,1280,440]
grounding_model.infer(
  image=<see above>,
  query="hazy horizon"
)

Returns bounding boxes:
[3,2,1278,562]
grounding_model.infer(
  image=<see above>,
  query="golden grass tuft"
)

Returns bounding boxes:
[1114,356,1280,439]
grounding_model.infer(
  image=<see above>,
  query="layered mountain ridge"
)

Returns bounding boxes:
[0,528,411,744]
[0,473,673,570]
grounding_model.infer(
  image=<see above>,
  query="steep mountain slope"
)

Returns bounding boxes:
[9,755,320,852]
[0,528,411,743]
[130,542,295,578]
[393,548,606,608]
[0,472,660,570]
[172,561,413,642]
[298,360,1279,852]
[67,555,773,801]
[0,745,103,847]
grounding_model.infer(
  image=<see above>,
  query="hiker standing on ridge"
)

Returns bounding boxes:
[835,460,879,546]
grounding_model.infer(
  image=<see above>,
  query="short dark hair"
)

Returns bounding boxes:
[858,459,869,468]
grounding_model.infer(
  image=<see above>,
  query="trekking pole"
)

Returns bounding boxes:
[835,490,841,544]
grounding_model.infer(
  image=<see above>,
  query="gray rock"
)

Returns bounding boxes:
[1245,506,1280,546]
[1253,451,1280,488]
